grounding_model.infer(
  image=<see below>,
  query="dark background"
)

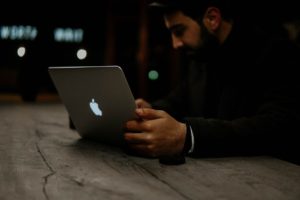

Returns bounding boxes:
[0,0,299,102]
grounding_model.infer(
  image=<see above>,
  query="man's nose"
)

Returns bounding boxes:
[172,36,184,49]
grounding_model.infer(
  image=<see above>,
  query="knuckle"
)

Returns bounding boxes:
[145,134,153,142]
[143,122,152,131]
[142,108,149,115]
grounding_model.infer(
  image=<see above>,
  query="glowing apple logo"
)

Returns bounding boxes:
[89,99,102,116]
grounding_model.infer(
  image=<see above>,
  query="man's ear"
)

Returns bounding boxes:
[202,7,221,32]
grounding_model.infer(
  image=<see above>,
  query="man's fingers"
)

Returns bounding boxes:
[135,98,152,108]
[125,120,153,132]
[135,108,166,120]
[124,133,152,144]
[125,120,142,132]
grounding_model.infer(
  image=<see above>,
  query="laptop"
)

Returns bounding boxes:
[48,66,137,145]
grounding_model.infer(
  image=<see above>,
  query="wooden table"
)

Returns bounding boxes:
[1,103,299,200]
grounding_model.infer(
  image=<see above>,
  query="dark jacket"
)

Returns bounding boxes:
[153,22,300,164]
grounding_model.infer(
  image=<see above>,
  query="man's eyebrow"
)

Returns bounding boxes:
[168,24,184,32]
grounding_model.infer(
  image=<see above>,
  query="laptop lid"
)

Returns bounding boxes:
[48,66,137,145]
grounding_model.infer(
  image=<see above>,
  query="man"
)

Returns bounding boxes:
[124,0,300,164]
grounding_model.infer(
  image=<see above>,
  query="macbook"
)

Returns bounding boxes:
[48,66,137,145]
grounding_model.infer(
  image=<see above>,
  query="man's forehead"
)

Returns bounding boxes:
[164,11,190,28]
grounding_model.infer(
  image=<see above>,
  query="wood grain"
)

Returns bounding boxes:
[0,103,299,200]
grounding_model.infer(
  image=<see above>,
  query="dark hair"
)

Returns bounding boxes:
[148,0,234,21]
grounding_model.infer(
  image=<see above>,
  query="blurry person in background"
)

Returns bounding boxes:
[124,0,300,164]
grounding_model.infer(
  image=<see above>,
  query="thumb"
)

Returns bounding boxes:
[135,108,165,120]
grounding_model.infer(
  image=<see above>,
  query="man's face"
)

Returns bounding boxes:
[164,11,219,57]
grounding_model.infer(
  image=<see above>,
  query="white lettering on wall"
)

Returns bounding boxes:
[0,26,38,40]
[54,28,84,43]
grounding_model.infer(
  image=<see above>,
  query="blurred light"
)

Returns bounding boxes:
[1,25,37,40]
[77,48,87,60]
[54,28,84,43]
[17,46,26,57]
[148,70,159,80]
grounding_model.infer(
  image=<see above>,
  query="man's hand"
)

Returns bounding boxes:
[124,108,187,157]
[135,98,152,108]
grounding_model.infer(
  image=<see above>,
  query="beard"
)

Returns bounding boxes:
[182,22,220,62]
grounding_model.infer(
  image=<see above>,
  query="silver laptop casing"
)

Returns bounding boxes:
[49,66,137,145]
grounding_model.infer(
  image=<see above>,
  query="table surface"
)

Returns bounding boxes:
[0,103,299,200]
